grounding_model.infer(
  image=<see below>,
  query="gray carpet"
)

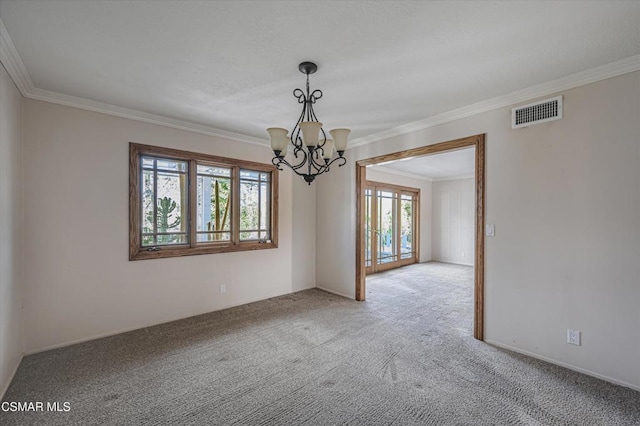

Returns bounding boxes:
[2,262,639,425]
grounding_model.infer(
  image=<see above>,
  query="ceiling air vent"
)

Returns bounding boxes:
[512,95,563,129]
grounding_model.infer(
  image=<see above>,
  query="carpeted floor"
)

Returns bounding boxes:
[2,262,639,425]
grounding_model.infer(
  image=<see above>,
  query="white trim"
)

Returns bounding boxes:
[27,88,269,147]
[368,166,474,183]
[2,15,639,151]
[316,286,354,300]
[25,289,299,355]
[484,339,640,392]
[0,18,268,148]
[431,259,474,267]
[0,18,34,95]
[367,165,434,182]
[432,174,475,182]
[1,354,23,400]
[348,55,640,148]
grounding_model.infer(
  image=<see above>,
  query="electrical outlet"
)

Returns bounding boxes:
[219,284,226,294]
[567,329,581,346]
[485,224,495,237]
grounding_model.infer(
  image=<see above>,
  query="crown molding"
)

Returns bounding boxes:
[369,164,474,182]
[432,174,475,182]
[367,165,433,182]
[27,87,269,147]
[348,55,640,148]
[0,17,268,148]
[2,13,638,150]
[0,17,34,95]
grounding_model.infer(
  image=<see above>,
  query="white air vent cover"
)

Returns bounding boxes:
[512,96,563,129]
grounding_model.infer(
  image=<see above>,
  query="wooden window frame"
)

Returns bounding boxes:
[129,143,279,261]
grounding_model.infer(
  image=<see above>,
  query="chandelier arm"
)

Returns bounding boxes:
[276,155,322,180]
[308,151,327,174]
[289,148,312,171]
[292,141,304,158]
[326,155,348,170]
[293,88,306,104]
[292,106,307,149]
[314,154,347,174]
[272,156,285,170]
[273,152,308,173]
[309,89,323,103]
[291,155,310,171]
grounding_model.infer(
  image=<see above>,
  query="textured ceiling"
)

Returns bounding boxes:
[1,1,640,143]
[370,147,475,180]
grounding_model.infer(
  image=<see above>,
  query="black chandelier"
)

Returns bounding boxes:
[267,62,350,185]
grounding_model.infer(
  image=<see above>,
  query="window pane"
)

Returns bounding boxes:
[156,171,187,230]
[240,169,270,241]
[142,170,154,236]
[142,233,188,246]
[240,181,259,231]
[197,173,231,241]
[260,181,269,238]
[377,191,398,264]
[140,157,189,248]
[401,196,414,258]
[197,165,231,177]
[156,158,187,172]
[365,189,372,266]
[240,169,260,180]
[156,234,188,246]
[197,232,231,242]
[240,231,259,240]
[141,156,187,172]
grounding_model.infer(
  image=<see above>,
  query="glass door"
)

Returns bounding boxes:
[365,182,419,274]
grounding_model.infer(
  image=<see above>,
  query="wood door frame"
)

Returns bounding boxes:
[355,134,486,340]
[364,181,420,274]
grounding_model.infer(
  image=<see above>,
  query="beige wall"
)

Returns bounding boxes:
[292,178,316,291]
[316,71,640,390]
[364,167,432,263]
[21,99,316,353]
[432,177,474,266]
[3,61,639,393]
[0,64,24,397]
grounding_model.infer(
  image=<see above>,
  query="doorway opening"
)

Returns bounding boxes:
[356,134,486,340]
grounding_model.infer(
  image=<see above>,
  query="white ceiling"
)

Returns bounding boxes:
[370,147,475,181]
[1,1,640,144]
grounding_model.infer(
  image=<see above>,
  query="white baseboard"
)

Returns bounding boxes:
[430,259,474,267]
[316,286,355,300]
[25,289,300,355]
[1,354,23,400]
[484,339,640,392]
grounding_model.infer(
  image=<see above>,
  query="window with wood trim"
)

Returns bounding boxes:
[129,143,278,260]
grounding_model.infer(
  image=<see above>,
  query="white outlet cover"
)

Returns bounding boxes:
[485,224,495,237]
[567,329,581,346]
